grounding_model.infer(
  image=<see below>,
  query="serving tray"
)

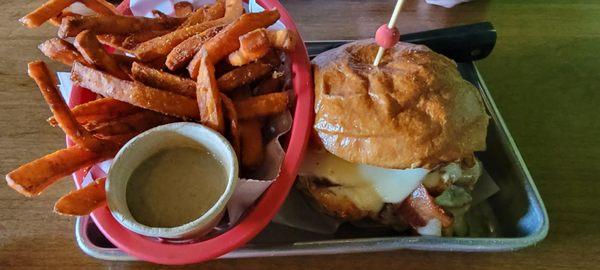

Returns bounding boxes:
[74,35,549,259]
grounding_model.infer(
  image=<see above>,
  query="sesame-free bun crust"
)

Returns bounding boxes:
[312,40,489,169]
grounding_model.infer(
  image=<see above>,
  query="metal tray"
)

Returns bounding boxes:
[74,42,548,261]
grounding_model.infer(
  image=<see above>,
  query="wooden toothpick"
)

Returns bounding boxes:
[373,0,404,66]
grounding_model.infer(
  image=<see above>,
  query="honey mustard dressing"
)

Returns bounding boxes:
[126,146,227,228]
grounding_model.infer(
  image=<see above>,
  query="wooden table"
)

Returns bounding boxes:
[1,0,599,269]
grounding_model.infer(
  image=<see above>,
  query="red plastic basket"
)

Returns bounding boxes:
[67,0,313,264]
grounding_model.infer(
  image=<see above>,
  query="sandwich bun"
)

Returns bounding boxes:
[312,39,489,169]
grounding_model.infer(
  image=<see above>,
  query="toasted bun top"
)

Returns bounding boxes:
[312,39,489,169]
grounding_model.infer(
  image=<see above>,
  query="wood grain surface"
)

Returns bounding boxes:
[1,0,599,269]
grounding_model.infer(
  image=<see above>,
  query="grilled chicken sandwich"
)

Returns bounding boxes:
[298,40,489,236]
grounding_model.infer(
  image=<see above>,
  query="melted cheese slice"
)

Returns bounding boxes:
[299,148,429,213]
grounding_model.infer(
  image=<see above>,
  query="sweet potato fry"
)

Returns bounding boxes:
[133,21,224,63]
[187,49,208,80]
[228,28,271,66]
[220,0,244,20]
[48,97,140,127]
[146,56,169,70]
[80,118,107,131]
[96,34,125,46]
[99,31,170,53]
[181,0,225,27]
[131,62,196,98]
[217,62,272,92]
[71,37,136,67]
[50,11,80,27]
[19,0,76,28]
[239,119,264,168]
[196,50,225,133]
[38,38,90,67]
[253,74,284,95]
[235,92,289,120]
[49,18,61,27]
[152,10,178,24]
[89,110,177,135]
[259,49,282,68]
[75,30,130,80]
[206,51,277,87]
[165,25,223,71]
[204,10,280,64]
[220,94,240,157]
[214,59,236,76]
[228,85,253,101]
[77,112,141,129]
[174,1,194,18]
[398,185,453,229]
[132,60,275,99]
[54,177,107,216]
[133,0,241,62]
[113,54,137,66]
[59,14,184,38]
[188,10,280,78]
[71,62,199,119]
[74,98,136,116]
[96,34,132,53]
[6,146,114,197]
[80,0,117,15]
[95,132,139,145]
[227,50,260,68]
[29,61,114,153]
[95,37,156,66]
[132,61,272,98]
[267,29,298,52]
[122,30,171,50]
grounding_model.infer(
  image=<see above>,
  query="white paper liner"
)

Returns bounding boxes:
[57,72,74,101]
[471,168,500,206]
[227,111,292,224]
[425,0,472,8]
[131,0,223,18]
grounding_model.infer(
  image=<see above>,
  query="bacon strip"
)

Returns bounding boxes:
[398,185,453,230]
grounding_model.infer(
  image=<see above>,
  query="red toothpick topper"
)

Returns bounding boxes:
[373,0,404,66]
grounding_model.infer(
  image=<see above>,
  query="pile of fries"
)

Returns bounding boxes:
[7,0,297,216]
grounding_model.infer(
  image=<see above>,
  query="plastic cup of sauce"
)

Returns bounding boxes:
[106,122,238,239]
